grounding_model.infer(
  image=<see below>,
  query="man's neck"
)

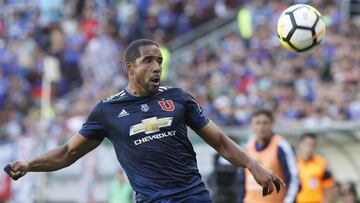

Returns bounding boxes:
[126,86,141,96]
[127,83,147,97]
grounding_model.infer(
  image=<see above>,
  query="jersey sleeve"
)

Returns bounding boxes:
[79,102,108,141]
[179,89,209,130]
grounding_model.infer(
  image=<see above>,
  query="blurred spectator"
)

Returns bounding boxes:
[296,133,335,203]
[340,181,360,203]
[328,181,342,203]
[303,106,333,129]
[108,169,133,203]
[241,109,299,203]
[38,0,64,26]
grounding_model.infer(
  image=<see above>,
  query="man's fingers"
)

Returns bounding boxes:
[11,174,21,180]
[262,185,269,196]
[3,164,11,176]
[262,182,274,196]
[272,174,286,193]
[275,176,286,187]
[10,171,22,180]
[268,182,274,194]
[10,171,21,176]
[273,179,281,193]
[11,162,22,171]
[4,163,24,181]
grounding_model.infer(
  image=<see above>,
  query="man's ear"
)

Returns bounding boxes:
[125,61,134,75]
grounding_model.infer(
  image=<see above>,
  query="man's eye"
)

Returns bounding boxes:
[145,58,152,63]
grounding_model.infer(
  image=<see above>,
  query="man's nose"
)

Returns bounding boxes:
[153,62,161,72]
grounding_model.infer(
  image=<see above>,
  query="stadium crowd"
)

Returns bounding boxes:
[0,0,359,143]
[177,0,360,127]
[0,0,360,202]
[0,0,238,202]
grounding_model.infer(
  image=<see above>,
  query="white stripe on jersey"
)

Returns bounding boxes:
[103,90,126,102]
[159,86,168,90]
[115,90,124,96]
[159,86,172,92]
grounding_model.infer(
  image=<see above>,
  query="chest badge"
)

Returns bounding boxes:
[158,100,175,111]
[141,104,149,112]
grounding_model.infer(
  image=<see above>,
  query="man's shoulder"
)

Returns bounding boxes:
[158,86,180,93]
[158,86,173,92]
[100,87,188,104]
[102,90,129,104]
[157,86,185,97]
[158,87,200,106]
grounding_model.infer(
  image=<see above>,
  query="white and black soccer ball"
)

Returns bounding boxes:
[277,4,326,52]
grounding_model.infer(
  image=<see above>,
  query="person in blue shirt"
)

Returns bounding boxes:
[5,39,285,202]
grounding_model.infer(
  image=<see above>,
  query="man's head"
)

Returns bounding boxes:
[250,109,274,141]
[125,39,162,96]
[299,133,317,160]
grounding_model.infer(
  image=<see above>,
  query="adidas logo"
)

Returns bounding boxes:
[118,109,129,117]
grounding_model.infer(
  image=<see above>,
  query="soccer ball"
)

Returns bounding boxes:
[277,4,326,52]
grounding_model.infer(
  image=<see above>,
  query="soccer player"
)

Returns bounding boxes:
[5,39,284,202]
[242,109,299,203]
[297,133,335,203]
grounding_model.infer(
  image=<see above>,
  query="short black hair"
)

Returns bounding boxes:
[251,109,274,121]
[300,133,317,141]
[124,39,159,63]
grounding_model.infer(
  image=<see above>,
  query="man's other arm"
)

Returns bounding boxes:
[196,120,285,194]
[6,133,101,180]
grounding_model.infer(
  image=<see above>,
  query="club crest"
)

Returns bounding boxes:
[158,100,175,111]
[141,104,149,112]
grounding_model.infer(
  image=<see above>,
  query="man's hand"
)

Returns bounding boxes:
[4,161,30,181]
[247,160,286,196]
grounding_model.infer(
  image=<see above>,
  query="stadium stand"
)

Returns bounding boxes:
[172,0,360,127]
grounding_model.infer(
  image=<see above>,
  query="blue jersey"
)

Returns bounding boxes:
[79,86,212,202]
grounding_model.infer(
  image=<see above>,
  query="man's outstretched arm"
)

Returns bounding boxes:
[196,120,285,195]
[6,133,101,180]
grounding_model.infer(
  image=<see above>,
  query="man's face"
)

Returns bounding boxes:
[129,45,162,95]
[299,137,316,159]
[250,114,273,140]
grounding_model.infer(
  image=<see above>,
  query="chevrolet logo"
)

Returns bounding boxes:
[129,117,173,136]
